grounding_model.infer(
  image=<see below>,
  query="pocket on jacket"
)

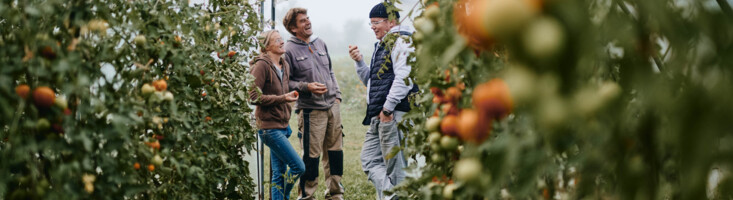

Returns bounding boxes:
[317,51,330,66]
[295,56,314,69]
[293,56,315,77]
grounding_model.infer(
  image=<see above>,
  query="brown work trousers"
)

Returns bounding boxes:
[297,102,344,200]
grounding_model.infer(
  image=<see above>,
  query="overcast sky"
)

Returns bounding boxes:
[192,0,421,57]
[264,0,420,57]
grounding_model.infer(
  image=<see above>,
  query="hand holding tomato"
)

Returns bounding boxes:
[284,91,299,102]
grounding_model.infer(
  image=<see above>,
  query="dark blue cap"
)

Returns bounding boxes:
[370,2,400,20]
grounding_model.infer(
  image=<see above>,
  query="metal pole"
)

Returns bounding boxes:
[266,2,274,199]
[271,0,275,29]
[257,134,265,200]
[256,2,264,190]
[260,0,265,29]
[257,2,270,199]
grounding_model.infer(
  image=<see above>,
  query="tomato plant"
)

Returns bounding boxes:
[394,0,733,199]
[0,0,261,199]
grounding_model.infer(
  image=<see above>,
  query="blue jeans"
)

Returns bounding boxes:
[259,126,305,200]
[360,111,407,200]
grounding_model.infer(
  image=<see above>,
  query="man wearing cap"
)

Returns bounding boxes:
[282,7,345,200]
[348,2,418,199]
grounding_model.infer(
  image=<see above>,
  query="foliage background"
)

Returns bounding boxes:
[394,0,733,199]
[1,0,262,199]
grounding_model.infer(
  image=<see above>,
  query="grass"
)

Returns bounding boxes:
[261,56,377,200]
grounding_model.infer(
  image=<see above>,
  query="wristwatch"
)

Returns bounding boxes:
[382,109,393,116]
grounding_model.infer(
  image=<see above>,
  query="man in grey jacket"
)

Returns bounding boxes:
[348,3,418,200]
[282,7,344,200]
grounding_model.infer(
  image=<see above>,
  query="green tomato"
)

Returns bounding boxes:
[443,183,458,199]
[54,96,68,110]
[36,180,50,197]
[39,179,49,188]
[522,17,565,60]
[431,153,445,163]
[163,91,174,101]
[430,143,442,152]
[36,185,46,197]
[482,0,537,39]
[428,132,442,144]
[414,17,435,34]
[151,91,165,103]
[413,32,424,42]
[440,136,459,151]
[36,118,51,131]
[425,116,441,132]
[141,84,155,96]
[152,155,164,166]
[425,4,440,19]
[134,35,147,47]
[454,158,482,183]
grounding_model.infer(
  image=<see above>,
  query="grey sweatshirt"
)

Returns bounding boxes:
[354,25,415,112]
[284,36,342,110]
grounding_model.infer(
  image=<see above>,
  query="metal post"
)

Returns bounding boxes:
[256,6,265,200]
[256,1,272,199]
[255,2,264,185]
[257,134,265,200]
[260,0,265,29]
[271,0,275,29]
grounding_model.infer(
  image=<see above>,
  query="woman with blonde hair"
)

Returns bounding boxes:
[249,30,304,200]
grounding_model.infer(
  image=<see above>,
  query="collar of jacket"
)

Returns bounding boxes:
[287,35,320,45]
[377,25,415,43]
[249,53,284,67]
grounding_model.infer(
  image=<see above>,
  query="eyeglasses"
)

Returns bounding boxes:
[369,19,387,26]
[259,30,283,47]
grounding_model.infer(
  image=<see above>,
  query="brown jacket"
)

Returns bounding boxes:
[249,54,292,129]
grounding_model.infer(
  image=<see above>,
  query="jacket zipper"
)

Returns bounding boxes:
[268,58,285,95]
[273,60,289,124]
[307,42,330,106]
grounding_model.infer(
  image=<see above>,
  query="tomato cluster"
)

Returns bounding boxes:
[428,78,512,145]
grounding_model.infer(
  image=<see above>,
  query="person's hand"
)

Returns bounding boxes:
[379,111,394,123]
[348,45,363,62]
[284,91,299,102]
[307,82,328,95]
